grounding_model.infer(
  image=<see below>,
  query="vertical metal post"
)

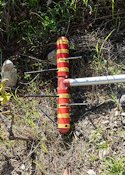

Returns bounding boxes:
[57,36,70,134]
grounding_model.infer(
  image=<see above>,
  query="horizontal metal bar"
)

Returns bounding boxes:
[24,95,58,98]
[24,68,57,74]
[67,56,82,60]
[64,74,125,87]
[60,103,88,106]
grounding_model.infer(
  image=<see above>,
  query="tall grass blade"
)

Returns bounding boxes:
[100,29,115,55]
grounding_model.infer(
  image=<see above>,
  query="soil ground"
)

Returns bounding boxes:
[0,30,125,175]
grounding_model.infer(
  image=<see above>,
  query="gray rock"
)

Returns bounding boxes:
[20,164,25,170]
[47,50,56,65]
[87,169,96,175]
[120,95,125,107]
[1,60,17,87]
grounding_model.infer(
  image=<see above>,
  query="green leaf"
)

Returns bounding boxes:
[0,80,11,105]
[1,93,11,104]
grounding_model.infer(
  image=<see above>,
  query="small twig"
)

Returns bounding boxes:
[21,54,47,62]
[65,18,70,35]
[39,106,57,126]
[9,136,31,141]
[20,73,40,85]
[80,99,114,119]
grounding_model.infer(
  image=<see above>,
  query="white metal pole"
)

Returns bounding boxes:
[64,74,125,87]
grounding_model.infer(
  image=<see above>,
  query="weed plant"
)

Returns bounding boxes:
[102,157,125,175]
